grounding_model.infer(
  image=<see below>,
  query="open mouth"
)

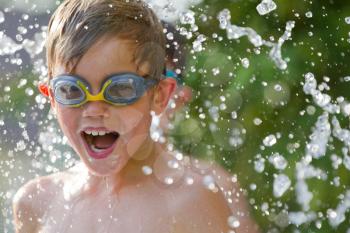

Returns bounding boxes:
[81,129,120,160]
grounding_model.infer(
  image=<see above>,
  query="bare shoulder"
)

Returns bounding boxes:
[170,157,261,233]
[12,167,77,233]
[165,161,231,233]
[210,163,261,232]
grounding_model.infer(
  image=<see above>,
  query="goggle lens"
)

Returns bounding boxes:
[106,79,137,100]
[56,83,84,100]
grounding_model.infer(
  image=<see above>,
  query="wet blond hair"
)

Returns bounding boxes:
[46,0,166,80]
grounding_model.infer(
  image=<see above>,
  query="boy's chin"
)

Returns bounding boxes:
[81,155,127,177]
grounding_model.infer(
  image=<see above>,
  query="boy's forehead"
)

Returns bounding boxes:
[52,36,149,78]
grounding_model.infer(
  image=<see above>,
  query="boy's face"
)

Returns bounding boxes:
[50,36,175,177]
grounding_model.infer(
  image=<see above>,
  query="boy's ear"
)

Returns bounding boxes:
[38,83,56,108]
[151,78,177,115]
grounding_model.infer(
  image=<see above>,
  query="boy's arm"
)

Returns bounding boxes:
[12,179,42,233]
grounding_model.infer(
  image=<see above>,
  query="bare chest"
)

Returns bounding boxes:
[37,190,177,233]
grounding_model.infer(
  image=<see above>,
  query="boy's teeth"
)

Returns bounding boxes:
[84,130,109,136]
[92,131,98,136]
[98,131,106,136]
[85,130,92,135]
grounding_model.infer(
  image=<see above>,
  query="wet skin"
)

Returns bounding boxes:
[12,36,260,233]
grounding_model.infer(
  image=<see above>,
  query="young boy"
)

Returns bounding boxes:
[12,1,259,232]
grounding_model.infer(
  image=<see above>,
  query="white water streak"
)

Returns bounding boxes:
[217,9,295,70]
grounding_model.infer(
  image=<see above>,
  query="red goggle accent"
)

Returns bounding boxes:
[38,83,49,97]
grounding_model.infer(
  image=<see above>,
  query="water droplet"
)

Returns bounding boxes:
[254,118,263,126]
[164,177,174,185]
[185,176,194,185]
[180,10,195,25]
[256,0,277,16]
[17,26,28,35]
[274,84,282,92]
[227,216,240,228]
[166,32,174,40]
[4,86,10,92]
[217,9,231,29]
[203,175,217,191]
[305,11,313,18]
[263,134,277,147]
[269,153,288,170]
[193,34,206,52]
[273,174,291,198]
[254,157,265,173]
[142,166,153,175]
[25,88,34,96]
[212,67,220,76]
[250,183,257,190]
[22,14,29,20]
[345,17,350,24]
[0,10,4,24]
[241,57,250,68]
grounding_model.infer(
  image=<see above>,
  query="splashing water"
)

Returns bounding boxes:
[256,0,277,16]
[273,173,291,198]
[0,10,5,24]
[217,9,295,70]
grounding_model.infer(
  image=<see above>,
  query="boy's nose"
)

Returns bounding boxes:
[82,101,110,118]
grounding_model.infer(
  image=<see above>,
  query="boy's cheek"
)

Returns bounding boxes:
[108,106,151,135]
[126,133,152,160]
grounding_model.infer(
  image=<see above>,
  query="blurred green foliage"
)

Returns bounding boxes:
[169,0,350,232]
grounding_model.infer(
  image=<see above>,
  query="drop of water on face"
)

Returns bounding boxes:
[164,177,174,185]
[142,165,153,175]
[167,159,180,169]
[185,176,194,185]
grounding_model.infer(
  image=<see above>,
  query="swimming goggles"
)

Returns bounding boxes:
[39,72,158,107]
